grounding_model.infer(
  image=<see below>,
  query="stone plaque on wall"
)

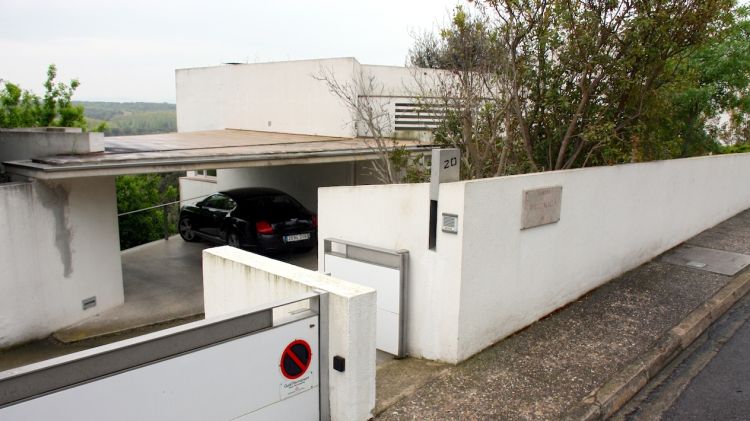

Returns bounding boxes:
[521,186,562,229]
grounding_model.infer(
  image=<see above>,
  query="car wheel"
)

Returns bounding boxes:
[178,217,198,242]
[226,230,241,248]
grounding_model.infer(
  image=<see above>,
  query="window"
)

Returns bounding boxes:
[193,169,217,178]
[204,194,235,210]
[241,194,305,219]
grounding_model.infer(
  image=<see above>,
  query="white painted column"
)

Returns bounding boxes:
[202,246,377,421]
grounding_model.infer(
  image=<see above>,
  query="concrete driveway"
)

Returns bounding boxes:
[54,236,318,343]
[0,237,317,370]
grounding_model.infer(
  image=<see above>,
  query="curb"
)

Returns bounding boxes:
[120,235,181,256]
[562,270,750,421]
[373,363,453,417]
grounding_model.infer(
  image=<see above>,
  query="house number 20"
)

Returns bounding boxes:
[443,157,458,169]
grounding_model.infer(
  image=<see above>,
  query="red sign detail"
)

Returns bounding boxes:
[280,339,312,380]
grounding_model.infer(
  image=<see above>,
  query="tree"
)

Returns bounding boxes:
[645,7,750,154]
[410,6,524,179]
[409,1,741,178]
[0,64,87,129]
[494,0,736,168]
[116,174,179,249]
[1,65,179,249]
[0,82,40,128]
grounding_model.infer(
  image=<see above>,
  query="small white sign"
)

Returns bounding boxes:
[442,213,458,234]
[280,372,313,400]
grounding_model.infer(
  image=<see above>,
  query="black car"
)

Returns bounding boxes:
[178,188,317,253]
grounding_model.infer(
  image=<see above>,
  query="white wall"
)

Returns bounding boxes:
[318,183,465,362]
[217,161,380,212]
[175,58,444,140]
[179,176,217,206]
[0,178,124,348]
[318,153,750,364]
[455,153,750,361]
[360,64,436,95]
[355,64,441,140]
[176,58,359,136]
[0,129,103,166]
[202,246,377,421]
[354,96,434,142]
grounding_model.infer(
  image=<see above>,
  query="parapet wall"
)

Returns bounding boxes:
[0,128,104,168]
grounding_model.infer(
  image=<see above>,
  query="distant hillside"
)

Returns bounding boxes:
[75,101,176,136]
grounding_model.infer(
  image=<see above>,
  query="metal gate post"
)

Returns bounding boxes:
[163,205,169,240]
[313,291,330,421]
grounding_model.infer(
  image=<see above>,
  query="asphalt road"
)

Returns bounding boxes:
[662,312,750,420]
[614,291,750,421]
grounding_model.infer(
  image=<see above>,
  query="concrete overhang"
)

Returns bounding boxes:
[3,129,430,179]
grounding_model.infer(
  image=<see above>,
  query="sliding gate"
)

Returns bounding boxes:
[0,292,328,421]
[323,238,408,358]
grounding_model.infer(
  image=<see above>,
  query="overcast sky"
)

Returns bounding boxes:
[0,0,463,103]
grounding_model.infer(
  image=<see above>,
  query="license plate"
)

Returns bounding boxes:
[284,233,310,243]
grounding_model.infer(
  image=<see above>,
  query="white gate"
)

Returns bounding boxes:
[0,292,328,421]
[323,238,408,357]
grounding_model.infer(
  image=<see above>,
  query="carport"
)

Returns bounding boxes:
[6,129,424,180]
[4,128,427,342]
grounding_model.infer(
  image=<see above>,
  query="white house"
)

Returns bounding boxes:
[0,58,438,348]
[175,57,440,211]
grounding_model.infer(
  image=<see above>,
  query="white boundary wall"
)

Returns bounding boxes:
[318,183,464,362]
[456,153,750,360]
[318,153,750,363]
[202,246,377,421]
[0,178,124,348]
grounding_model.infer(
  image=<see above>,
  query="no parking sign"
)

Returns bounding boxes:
[280,339,312,380]
[279,339,313,399]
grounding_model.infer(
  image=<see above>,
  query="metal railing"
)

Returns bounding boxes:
[117,194,212,245]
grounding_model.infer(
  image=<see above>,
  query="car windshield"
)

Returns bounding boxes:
[238,194,307,221]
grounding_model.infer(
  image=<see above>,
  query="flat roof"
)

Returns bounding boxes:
[3,129,428,179]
